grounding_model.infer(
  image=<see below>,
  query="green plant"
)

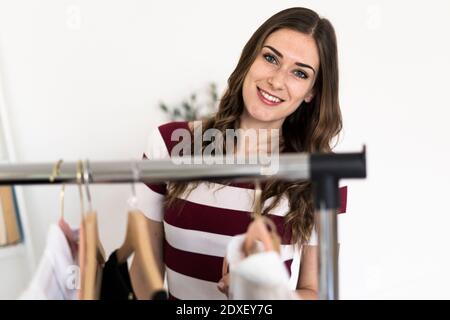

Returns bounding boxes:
[159,82,218,121]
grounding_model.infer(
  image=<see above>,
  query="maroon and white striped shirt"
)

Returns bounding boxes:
[136,121,347,300]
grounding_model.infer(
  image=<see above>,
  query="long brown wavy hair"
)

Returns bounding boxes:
[164,7,342,245]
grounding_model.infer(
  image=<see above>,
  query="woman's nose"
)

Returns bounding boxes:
[267,70,286,90]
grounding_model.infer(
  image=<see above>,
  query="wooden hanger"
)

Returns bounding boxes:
[116,162,164,298]
[50,159,78,260]
[81,211,105,299]
[78,160,105,300]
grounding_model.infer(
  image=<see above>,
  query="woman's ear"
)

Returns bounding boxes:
[305,90,315,103]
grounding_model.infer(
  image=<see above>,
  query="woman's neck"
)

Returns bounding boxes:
[235,115,285,155]
[238,113,283,131]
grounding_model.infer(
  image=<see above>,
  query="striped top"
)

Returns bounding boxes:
[135,121,347,300]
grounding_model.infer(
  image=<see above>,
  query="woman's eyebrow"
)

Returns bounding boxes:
[263,45,316,74]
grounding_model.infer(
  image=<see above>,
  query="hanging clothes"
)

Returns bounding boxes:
[99,250,135,300]
[58,218,79,260]
[100,250,167,300]
[19,224,79,300]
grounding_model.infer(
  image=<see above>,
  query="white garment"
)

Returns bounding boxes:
[226,234,299,300]
[19,224,79,300]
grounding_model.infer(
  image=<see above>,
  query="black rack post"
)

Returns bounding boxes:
[310,147,366,300]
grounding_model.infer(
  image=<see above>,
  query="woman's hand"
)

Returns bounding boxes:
[217,273,230,297]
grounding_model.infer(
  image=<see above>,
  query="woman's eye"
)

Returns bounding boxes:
[263,53,308,80]
[263,53,277,64]
[294,70,308,79]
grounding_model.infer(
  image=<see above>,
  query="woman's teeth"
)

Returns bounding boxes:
[259,88,282,103]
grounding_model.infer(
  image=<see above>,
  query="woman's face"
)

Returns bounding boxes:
[242,28,320,129]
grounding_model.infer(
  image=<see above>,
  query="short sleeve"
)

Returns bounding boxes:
[143,126,171,162]
[137,126,170,222]
[339,186,347,214]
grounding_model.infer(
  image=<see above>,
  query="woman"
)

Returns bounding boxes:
[130,7,346,300]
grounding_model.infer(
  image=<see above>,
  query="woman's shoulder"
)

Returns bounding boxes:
[157,120,191,135]
[144,120,193,160]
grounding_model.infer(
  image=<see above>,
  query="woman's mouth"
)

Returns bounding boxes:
[256,87,285,106]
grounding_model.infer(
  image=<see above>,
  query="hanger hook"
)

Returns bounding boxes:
[49,159,63,183]
[77,160,85,217]
[50,159,65,220]
[83,159,93,213]
[127,160,140,209]
[60,184,66,220]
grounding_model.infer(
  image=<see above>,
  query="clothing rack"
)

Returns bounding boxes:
[0,150,366,300]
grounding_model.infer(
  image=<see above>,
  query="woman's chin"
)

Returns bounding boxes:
[250,111,280,124]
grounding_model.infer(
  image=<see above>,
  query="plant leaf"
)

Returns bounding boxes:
[182,101,191,112]
[159,103,169,112]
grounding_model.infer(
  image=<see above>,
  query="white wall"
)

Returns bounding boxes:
[0,0,449,299]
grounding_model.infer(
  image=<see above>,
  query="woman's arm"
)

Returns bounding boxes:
[296,245,319,299]
[129,218,165,300]
[296,244,340,300]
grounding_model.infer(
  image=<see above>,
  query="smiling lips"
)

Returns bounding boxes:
[257,87,285,106]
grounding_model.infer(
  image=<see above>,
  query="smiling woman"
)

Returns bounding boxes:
[131,7,346,300]
[242,29,320,127]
